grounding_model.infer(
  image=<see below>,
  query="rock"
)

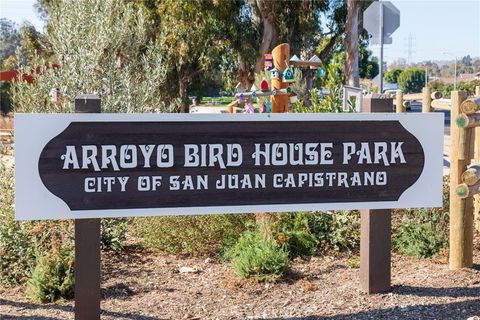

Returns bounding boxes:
[179,266,199,274]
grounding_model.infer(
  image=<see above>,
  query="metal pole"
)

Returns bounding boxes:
[379,3,384,93]
[454,57,457,90]
[74,94,101,320]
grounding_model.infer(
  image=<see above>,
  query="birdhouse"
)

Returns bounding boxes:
[49,88,59,102]
[289,92,298,104]
[282,67,295,83]
[236,82,245,94]
[290,54,300,62]
[245,102,255,114]
[250,84,258,92]
[260,78,270,92]
[265,101,271,113]
[317,68,324,78]
[270,68,280,80]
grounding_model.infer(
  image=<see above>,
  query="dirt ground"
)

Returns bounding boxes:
[1,239,479,320]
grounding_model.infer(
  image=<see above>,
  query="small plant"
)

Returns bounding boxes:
[27,245,75,302]
[346,257,360,269]
[101,218,128,251]
[307,211,361,254]
[393,208,448,258]
[224,228,289,282]
[273,213,318,258]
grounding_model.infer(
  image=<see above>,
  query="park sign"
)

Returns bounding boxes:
[15,113,443,220]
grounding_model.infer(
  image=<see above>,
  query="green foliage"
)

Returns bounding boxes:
[384,68,403,84]
[0,163,37,285]
[27,245,74,302]
[346,257,360,269]
[224,228,289,282]
[359,45,379,80]
[133,214,251,256]
[393,179,450,258]
[429,79,480,97]
[12,0,175,113]
[307,211,360,253]
[294,60,344,113]
[1,81,12,113]
[0,18,22,60]
[273,213,318,258]
[397,67,425,93]
[101,219,128,251]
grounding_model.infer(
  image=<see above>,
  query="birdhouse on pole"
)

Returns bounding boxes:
[282,66,295,83]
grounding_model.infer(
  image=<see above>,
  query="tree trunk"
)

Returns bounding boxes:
[238,54,254,88]
[179,78,189,113]
[344,0,360,87]
[253,0,278,74]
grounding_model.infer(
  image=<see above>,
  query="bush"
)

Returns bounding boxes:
[384,68,403,84]
[393,217,448,258]
[398,67,425,93]
[134,214,251,256]
[273,213,318,258]
[27,245,75,302]
[224,228,289,282]
[101,218,128,251]
[307,211,361,253]
[0,163,37,285]
[392,178,450,258]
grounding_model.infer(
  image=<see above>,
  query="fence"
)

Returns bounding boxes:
[398,85,480,269]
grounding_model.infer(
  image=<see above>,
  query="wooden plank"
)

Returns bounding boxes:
[431,99,451,110]
[395,90,404,113]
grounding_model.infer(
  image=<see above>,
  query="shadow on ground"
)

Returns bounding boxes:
[0,298,161,320]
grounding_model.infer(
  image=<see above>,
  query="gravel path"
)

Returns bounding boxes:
[1,242,479,320]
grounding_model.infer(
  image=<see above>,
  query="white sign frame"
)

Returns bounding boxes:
[15,113,443,220]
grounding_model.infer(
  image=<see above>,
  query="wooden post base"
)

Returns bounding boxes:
[360,209,392,293]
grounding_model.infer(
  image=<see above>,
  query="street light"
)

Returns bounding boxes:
[443,52,457,90]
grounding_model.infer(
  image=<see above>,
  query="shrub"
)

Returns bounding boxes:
[27,245,74,302]
[392,178,450,258]
[224,228,289,282]
[101,218,128,251]
[0,162,37,285]
[307,211,361,253]
[393,218,448,258]
[133,214,251,256]
[397,67,425,93]
[273,213,318,258]
[384,68,403,84]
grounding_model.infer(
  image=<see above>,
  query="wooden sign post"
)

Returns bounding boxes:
[360,94,393,293]
[73,95,101,320]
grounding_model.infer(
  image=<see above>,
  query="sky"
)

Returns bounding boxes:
[1,0,479,64]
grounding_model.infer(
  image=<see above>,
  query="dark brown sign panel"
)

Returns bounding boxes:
[37,120,424,211]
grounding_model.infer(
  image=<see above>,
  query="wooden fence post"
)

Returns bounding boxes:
[395,89,404,113]
[475,86,480,232]
[74,94,101,320]
[422,86,432,113]
[449,90,473,269]
[359,94,392,293]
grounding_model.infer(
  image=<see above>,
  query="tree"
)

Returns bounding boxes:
[12,0,171,113]
[359,44,378,79]
[0,19,22,61]
[344,0,360,86]
[384,68,402,84]
[397,67,425,93]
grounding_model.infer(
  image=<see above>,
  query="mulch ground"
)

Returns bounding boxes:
[1,238,479,320]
